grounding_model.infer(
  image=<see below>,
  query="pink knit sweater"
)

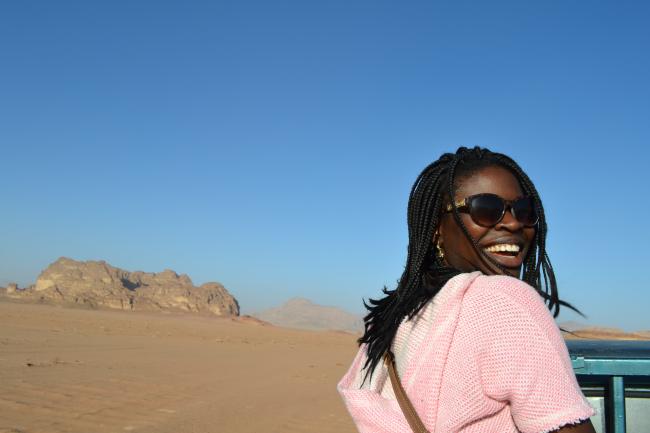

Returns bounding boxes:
[338,272,594,433]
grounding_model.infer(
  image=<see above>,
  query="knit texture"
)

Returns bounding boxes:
[338,272,595,433]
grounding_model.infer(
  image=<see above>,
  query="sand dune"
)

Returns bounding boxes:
[0,300,358,433]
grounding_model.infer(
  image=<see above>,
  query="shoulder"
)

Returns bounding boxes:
[459,277,593,432]
[463,274,550,316]
[459,274,561,341]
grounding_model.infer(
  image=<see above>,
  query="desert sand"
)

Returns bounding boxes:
[0,300,359,433]
[4,299,647,433]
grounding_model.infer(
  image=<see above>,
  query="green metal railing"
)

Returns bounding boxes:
[568,340,650,433]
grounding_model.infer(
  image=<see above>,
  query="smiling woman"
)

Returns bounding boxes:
[439,165,537,277]
[338,147,596,433]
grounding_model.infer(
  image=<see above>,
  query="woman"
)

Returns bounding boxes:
[338,147,595,433]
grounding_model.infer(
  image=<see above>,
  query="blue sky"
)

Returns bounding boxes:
[1,1,649,330]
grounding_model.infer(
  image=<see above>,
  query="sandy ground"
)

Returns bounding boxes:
[0,300,359,433]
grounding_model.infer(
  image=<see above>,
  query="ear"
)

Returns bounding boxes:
[437,221,445,241]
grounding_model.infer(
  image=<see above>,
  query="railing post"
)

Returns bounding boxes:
[607,376,626,433]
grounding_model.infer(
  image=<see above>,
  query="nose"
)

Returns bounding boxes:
[495,206,523,231]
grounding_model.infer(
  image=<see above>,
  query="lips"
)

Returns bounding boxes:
[484,244,520,254]
[481,238,526,268]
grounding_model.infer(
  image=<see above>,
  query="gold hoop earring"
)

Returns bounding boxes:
[434,230,445,260]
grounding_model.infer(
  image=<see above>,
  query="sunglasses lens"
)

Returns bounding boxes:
[469,194,505,227]
[512,197,538,226]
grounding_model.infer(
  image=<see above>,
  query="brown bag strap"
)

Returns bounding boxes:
[384,351,431,433]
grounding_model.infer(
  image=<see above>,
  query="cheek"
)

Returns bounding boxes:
[460,214,490,241]
[446,214,489,251]
[526,227,536,240]
[523,227,536,250]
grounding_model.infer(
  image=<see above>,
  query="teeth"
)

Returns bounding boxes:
[484,244,520,253]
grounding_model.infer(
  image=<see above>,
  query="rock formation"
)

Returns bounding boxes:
[6,283,18,294]
[252,297,362,333]
[3,257,239,316]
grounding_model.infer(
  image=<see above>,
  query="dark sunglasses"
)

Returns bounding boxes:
[445,193,538,228]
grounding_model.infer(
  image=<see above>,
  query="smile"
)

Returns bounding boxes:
[483,243,521,256]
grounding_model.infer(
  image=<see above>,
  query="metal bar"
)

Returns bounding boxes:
[571,357,650,376]
[607,376,626,433]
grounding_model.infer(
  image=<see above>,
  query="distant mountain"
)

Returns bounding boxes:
[252,298,363,333]
[0,257,239,317]
[559,321,650,340]
[558,321,590,332]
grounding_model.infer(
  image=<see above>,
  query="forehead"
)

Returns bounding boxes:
[455,165,524,200]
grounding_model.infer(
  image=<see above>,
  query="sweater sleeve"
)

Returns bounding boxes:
[465,276,594,433]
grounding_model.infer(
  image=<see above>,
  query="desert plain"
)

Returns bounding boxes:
[0,300,359,433]
[3,297,648,433]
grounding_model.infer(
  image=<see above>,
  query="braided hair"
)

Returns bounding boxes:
[358,146,579,382]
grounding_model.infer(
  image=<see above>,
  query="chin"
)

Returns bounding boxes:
[503,267,521,278]
[479,263,521,277]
